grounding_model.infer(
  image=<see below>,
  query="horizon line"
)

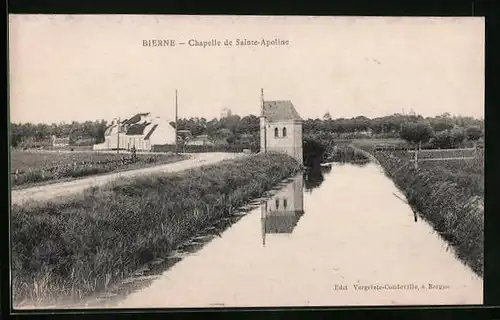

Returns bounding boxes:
[9,111,484,126]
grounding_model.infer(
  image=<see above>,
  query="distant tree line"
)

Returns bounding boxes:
[10,111,483,150]
[399,120,484,150]
[307,112,483,136]
[10,120,107,148]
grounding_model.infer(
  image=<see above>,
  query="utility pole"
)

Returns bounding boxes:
[175,89,178,155]
[261,88,266,153]
[117,117,120,155]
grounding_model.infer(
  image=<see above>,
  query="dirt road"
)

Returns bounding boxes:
[11,152,245,206]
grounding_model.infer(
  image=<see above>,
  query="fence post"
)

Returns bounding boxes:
[414,145,419,170]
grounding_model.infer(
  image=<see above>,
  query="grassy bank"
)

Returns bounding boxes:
[11,153,302,306]
[324,145,370,163]
[11,150,188,187]
[375,152,484,277]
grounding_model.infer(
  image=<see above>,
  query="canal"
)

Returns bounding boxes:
[86,161,483,308]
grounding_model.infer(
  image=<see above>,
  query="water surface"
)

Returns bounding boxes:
[92,162,485,307]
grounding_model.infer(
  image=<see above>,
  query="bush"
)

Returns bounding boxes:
[430,128,467,149]
[466,126,483,142]
[399,121,435,148]
[302,138,326,167]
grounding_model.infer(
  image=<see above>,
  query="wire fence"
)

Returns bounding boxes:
[373,144,482,169]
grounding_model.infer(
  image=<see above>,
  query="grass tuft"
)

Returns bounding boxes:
[11,152,301,306]
[375,151,484,277]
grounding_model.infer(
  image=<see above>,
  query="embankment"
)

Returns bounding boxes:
[325,144,372,164]
[374,152,484,277]
[11,152,302,306]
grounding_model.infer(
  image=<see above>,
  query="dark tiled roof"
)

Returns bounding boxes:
[105,113,176,137]
[144,124,158,140]
[261,100,302,122]
[125,122,152,135]
[122,113,150,125]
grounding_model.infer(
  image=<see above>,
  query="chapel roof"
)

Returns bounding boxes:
[261,100,303,122]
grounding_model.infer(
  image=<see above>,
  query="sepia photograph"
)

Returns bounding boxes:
[8,15,484,309]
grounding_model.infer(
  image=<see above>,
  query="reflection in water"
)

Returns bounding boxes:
[392,191,419,223]
[20,162,483,309]
[304,165,331,192]
[261,175,304,246]
[103,162,482,308]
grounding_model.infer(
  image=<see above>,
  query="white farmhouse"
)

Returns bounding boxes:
[259,90,304,163]
[93,112,177,151]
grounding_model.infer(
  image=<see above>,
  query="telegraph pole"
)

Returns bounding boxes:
[261,88,264,114]
[261,88,266,153]
[117,117,120,155]
[175,89,178,155]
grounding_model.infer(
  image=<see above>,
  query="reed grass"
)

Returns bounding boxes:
[375,152,484,277]
[11,152,302,306]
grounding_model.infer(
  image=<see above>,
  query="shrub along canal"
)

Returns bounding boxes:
[86,160,481,308]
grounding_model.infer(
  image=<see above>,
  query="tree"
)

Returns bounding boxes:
[400,121,435,149]
[220,114,241,133]
[449,127,466,148]
[302,137,326,167]
[466,126,483,142]
[215,128,233,142]
[431,130,454,149]
[431,119,454,133]
[237,115,260,134]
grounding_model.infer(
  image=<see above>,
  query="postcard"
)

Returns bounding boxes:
[8,14,484,309]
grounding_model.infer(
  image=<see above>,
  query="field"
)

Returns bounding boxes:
[11,152,302,306]
[10,150,188,187]
[351,138,408,151]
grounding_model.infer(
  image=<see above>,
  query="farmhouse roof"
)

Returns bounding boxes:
[143,124,158,140]
[104,112,174,137]
[261,100,303,122]
[121,113,150,125]
[125,122,152,135]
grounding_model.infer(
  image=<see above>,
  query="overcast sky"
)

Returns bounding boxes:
[9,15,484,124]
